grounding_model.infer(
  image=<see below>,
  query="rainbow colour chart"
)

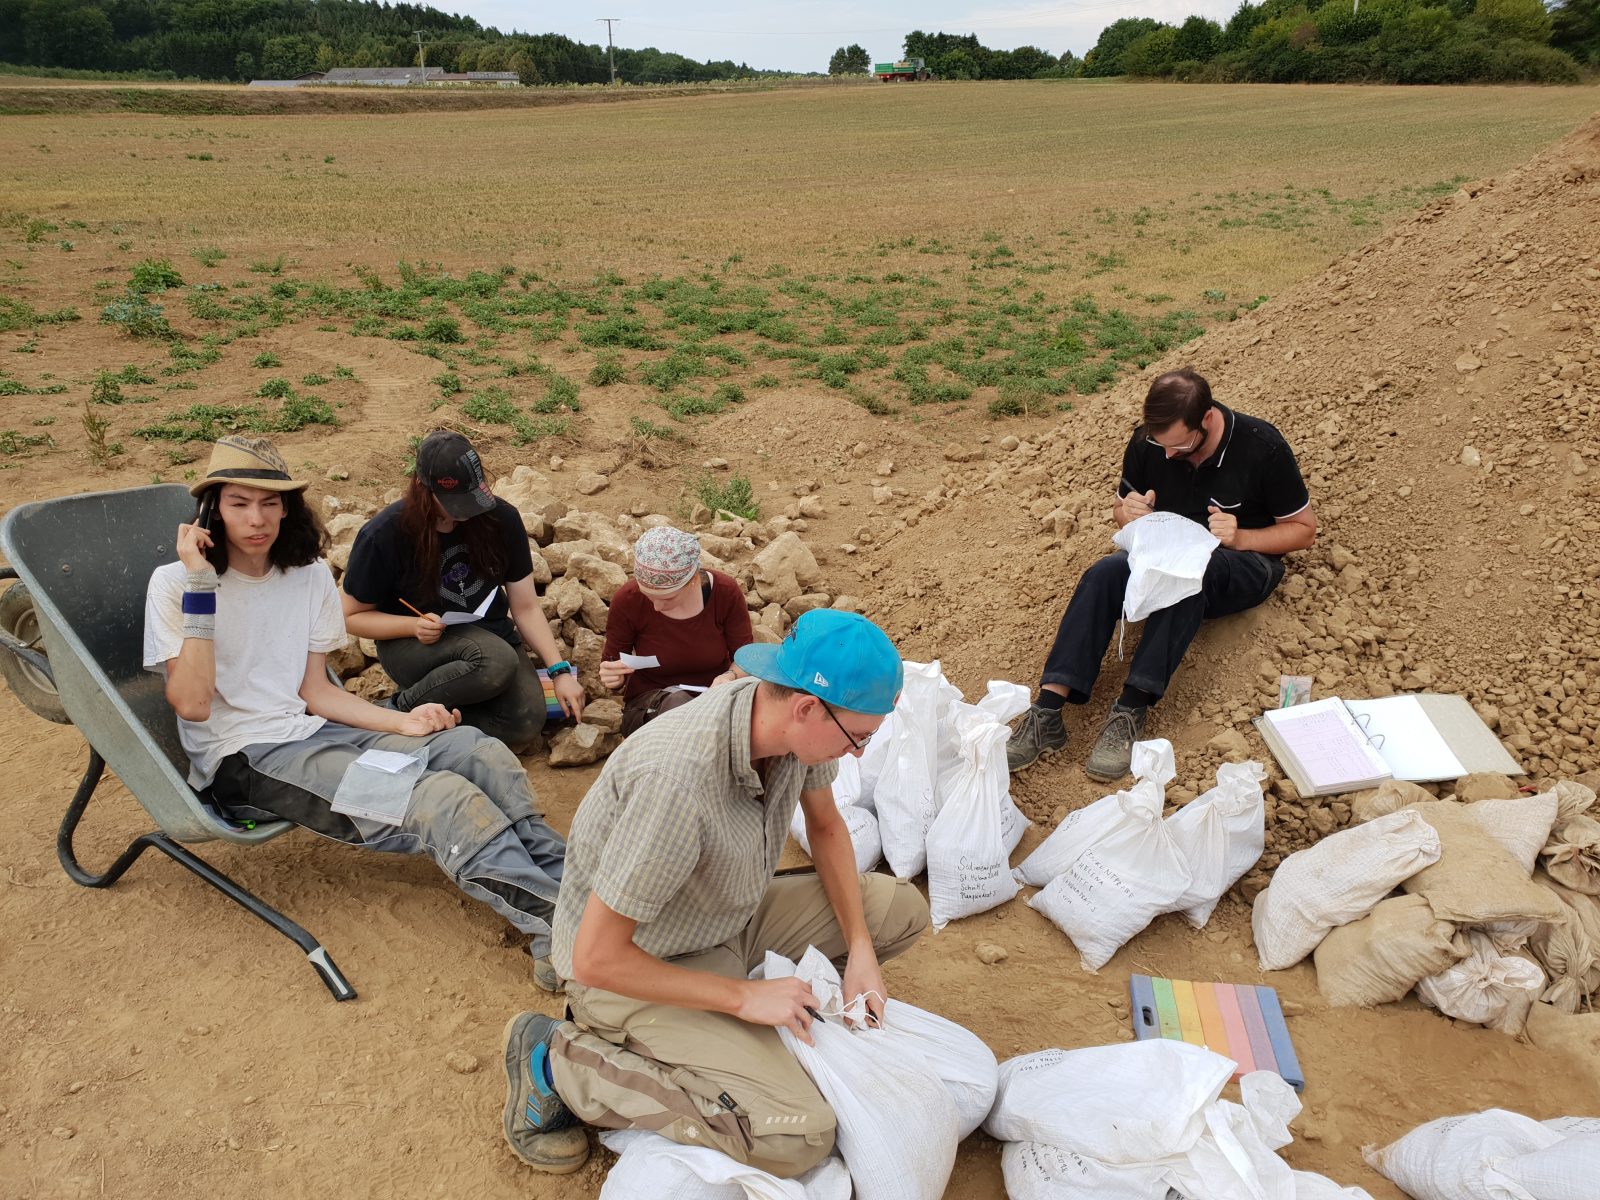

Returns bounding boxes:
[1129,974,1305,1092]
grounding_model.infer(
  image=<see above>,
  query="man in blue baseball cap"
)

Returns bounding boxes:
[496,610,929,1177]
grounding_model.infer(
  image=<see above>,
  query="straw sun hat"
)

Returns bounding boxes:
[188,434,309,497]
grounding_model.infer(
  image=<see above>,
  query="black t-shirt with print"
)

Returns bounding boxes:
[1117,404,1310,544]
[342,498,533,643]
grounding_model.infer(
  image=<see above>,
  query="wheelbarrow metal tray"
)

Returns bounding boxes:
[1,485,285,846]
[1,485,355,1001]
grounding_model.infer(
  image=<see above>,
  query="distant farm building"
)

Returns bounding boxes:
[248,67,520,89]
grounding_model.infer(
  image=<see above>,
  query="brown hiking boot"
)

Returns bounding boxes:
[1084,703,1150,783]
[1007,703,1068,772]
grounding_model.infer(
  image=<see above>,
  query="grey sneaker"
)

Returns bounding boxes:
[531,952,560,994]
[1007,703,1068,772]
[502,1012,589,1174]
[1085,703,1150,783]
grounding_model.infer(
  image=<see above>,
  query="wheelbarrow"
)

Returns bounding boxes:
[0,485,355,1001]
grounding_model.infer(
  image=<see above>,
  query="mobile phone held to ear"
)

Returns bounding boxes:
[195,489,216,529]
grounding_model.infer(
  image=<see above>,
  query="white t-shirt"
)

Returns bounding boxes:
[143,559,348,788]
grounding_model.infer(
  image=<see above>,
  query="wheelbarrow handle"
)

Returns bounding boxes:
[0,626,53,683]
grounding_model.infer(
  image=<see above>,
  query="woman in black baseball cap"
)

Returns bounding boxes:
[341,431,583,755]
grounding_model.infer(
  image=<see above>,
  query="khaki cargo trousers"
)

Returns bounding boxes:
[549,872,930,1178]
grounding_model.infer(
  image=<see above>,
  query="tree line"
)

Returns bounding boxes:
[825,1,1591,83]
[1080,0,1587,83]
[0,0,775,84]
[3,0,1590,85]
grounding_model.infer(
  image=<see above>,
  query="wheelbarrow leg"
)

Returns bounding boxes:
[56,750,357,1002]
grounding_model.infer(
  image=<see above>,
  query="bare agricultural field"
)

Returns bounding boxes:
[3,82,1600,1200]
[1,80,1595,492]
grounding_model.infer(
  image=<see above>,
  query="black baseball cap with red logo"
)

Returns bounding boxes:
[415,430,496,520]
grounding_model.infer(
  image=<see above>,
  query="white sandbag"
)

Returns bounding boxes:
[1000,1141,1179,1200]
[968,681,1034,856]
[1290,1171,1377,1200]
[974,679,1033,724]
[875,998,999,1139]
[789,794,882,874]
[831,754,862,808]
[1251,808,1442,971]
[1014,740,1175,887]
[598,1129,851,1200]
[1466,791,1561,874]
[1165,760,1267,928]
[927,718,1020,929]
[983,1040,1233,1164]
[1499,1132,1600,1200]
[1416,930,1545,1034]
[1027,761,1193,971]
[1000,793,1029,855]
[1364,1108,1564,1200]
[854,718,892,814]
[872,661,958,879]
[931,680,1023,794]
[1166,1071,1299,1200]
[766,949,957,1200]
[1542,1117,1600,1136]
[1112,511,1220,623]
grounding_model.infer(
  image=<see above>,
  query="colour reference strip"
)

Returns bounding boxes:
[536,668,565,721]
[1128,975,1304,1092]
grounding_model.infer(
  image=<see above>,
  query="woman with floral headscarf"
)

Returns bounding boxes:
[599,526,754,735]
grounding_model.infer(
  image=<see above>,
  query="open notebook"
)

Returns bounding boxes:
[1254,693,1522,798]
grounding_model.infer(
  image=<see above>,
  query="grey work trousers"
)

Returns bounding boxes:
[211,721,564,956]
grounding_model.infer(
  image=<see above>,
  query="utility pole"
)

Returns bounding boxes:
[414,30,426,71]
[596,18,619,84]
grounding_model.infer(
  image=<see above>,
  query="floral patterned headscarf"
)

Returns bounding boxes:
[633,526,701,592]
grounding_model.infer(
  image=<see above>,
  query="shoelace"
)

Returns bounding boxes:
[1104,708,1138,753]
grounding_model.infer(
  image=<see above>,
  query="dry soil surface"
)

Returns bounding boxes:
[3,115,1600,1199]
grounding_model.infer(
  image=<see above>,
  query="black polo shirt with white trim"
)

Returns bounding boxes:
[1117,404,1310,541]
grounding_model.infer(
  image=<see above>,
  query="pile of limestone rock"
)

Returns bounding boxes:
[317,463,858,767]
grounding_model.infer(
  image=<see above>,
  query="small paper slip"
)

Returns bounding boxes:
[619,652,661,669]
[441,587,499,626]
[352,748,419,775]
[331,748,427,826]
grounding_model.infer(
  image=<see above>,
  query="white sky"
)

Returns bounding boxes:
[462,2,1243,70]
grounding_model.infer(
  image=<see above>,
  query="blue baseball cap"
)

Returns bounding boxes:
[734,610,903,716]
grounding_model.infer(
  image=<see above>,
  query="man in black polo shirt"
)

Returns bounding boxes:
[1008,368,1317,781]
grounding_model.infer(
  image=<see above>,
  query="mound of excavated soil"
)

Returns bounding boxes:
[863,114,1600,856]
[1,117,1597,1200]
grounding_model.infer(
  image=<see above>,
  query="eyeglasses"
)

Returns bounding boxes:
[818,698,867,753]
[1145,427,1204,456]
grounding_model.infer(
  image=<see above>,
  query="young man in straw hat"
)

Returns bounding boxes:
[143,434,568,980]
[497,609,929,1175]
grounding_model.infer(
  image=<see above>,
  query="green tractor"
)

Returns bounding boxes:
[874,57,933,81]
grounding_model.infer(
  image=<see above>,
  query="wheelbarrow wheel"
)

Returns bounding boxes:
[0,582,71,725]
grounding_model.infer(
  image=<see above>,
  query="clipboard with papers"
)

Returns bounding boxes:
[1253,692,1523,798]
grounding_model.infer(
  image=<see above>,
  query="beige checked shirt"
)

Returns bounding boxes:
[552,678,838,980]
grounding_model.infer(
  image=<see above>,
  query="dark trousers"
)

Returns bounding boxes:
[377,624,546,753]
[620,687,699,736]
[1041,548,1285,703]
